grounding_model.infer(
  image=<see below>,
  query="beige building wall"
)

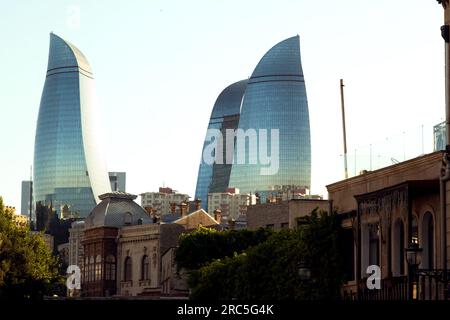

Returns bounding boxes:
[140,191,189,216]
[326,151,447,290]
[117,224,161,296]
[172,209,219,230]
[69,221,85,268]
[161,247,189,297]
[208,192,255,220]
[246,199,329,230]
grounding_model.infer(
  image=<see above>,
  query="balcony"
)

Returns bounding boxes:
[139,279,151,287]
[120,280,133,288]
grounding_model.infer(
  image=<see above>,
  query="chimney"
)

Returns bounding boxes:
[179,202,188,217]
[170,202,176,214]
[144,206,153,216]
[194,198,202,210]
[213,209,222,224]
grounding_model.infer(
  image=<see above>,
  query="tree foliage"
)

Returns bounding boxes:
[175,226,273,270]
[0,197,63,300]
[186,209,345,300]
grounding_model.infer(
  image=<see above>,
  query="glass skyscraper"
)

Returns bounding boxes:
[195,36,311,203]
[228,36,311,195]
[33,33,111,218]
[194,80,247,204]
[229,36,311,192]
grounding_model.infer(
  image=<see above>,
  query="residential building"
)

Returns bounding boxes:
[69,220,85,269]
[109,172,126,192]
[246,198,329,230]
[57,242,70,267]
[140,187,189,216]
[33,33,111,221]
[21,180,33,217]
[207,188,256,221]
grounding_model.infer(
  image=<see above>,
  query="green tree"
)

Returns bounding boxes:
[0,197,63,300]
[175,226,273,270]
[187,210,345,300]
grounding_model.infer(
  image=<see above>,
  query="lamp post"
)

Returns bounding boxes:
[405,242,423,300]
[298,261,311,281]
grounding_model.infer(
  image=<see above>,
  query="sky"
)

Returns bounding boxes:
[0,0,446,212]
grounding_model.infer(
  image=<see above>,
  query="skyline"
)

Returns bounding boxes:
[0,1,445,211]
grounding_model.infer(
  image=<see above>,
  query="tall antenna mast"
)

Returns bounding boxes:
[340,79,349,179]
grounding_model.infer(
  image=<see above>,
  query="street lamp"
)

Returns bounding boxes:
[298,260,311,281]
[405,242,423,300]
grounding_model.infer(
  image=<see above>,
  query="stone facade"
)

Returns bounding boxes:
[161,247,189,297]
[326,151,446,298]
[77,191,220,298]
[246,199,329,230]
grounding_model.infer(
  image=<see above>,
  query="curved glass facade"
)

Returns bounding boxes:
[33,33,111,218]
[228,36,311,194]
[194,80,247,204]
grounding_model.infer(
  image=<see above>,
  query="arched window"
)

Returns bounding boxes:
[124,212,132,225]
[124,257,132,282]
[89,256,95,282]
[412,215,419,244]
[368,223,380,266]
[84,256,89,283]
[141,255,149,280]
[95,255,102,281]
[393,219,405,276]
[105,255,116,281]
[421,212,434,269]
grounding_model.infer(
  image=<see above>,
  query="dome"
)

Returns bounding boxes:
[85,192,153,229]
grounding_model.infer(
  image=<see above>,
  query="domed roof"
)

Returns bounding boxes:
[85,192,153,229]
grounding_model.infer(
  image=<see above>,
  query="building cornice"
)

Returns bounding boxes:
[326,151,443,193]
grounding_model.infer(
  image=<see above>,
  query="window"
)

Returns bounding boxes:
[95,255,102,281]
[368,223,379,266]
[124,257,132,282]
[84,257,89,282]
[89,256,95,282]
[124,212,132,225]
[266,224,274,230]
[105,255,116,281]
[141,255,149,280]
[281,223,289,229]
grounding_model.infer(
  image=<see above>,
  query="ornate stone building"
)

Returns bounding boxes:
[327,151,446,299]
[77,192,220,298]
[81,192,153,297]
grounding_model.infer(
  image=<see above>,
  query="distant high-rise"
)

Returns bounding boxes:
[195,36,311,203]
[194,80,247,204]
[228,36,311,196]
[21,180,33,217]
[33,33,111,218]
[109,172,126,192]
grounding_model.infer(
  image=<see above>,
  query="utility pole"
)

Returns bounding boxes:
[340,79,349,179]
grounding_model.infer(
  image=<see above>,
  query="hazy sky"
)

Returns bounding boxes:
[0,0,445,212]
